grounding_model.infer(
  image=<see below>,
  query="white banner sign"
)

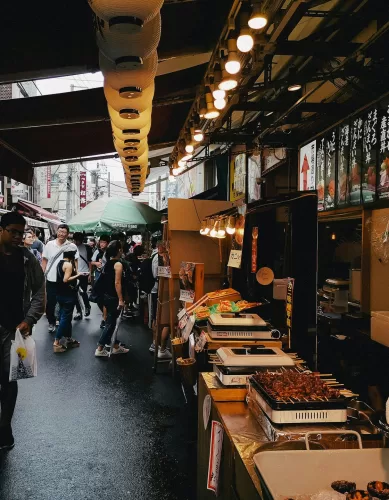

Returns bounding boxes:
[228,249,242,269]
[299,140,317,191]
[207,421,224,495]
[179,289,195,303]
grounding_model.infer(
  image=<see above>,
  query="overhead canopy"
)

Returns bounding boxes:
[68,197,161,234]
[0,0,233,183]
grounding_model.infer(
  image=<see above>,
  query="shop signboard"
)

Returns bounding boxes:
[324,129,337,210]
[247,154,261,202]
[229,152,246,202]
[80,171,87,209]
[378,101,389,199]
[361,107,378,204]
[299,140,316,191]
[316,137,325,211]
[338,122,350,206]
[350,116,363,205]
[47,167,51,199]
[179,262,195,303]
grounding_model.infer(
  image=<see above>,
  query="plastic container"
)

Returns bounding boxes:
[371,311,389,347]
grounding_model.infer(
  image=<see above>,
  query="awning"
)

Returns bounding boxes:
[16,199,62,223]
[0,209,49,229]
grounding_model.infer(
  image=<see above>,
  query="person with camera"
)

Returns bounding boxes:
[53,245,82,353]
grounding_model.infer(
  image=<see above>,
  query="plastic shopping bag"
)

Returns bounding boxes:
[9,330,37,381]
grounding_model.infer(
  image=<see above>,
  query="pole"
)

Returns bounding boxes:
[65,164,72,221]
[108,172,111,197]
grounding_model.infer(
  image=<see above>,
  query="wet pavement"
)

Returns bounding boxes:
[0,306,197,500]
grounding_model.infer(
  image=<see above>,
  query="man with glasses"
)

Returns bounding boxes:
[42,224,79,333]
[0,212,45,450]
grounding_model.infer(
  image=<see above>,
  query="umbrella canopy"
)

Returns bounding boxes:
[68,197,161,234]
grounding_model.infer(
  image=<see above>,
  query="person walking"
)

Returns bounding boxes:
[91,235,110,329]
[53,248,82,353]
[95,240,129,357]
[31,229,44,256]
[42,225,79,333]
[72,232,91,320]
[23,231,42,264]
[0,212,45,450]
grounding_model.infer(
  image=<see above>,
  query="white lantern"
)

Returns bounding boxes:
[104,82,154,113]
[108,104,151,129]
[100,50,158,92]
[96,13,161,67]
[88,0,163,33]
[111,122,151,141]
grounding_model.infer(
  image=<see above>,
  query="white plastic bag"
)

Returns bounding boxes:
[9,330,37,381]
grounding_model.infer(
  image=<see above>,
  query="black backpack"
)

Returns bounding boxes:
[139,254,158,294]
[89,265,107,302]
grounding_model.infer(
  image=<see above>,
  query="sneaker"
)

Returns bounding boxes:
[105,342,127,349]
[85,308,91,317]
[48,324,56,334]
[112,345,129,355]
[100,320,106,329]
[95,348,109,357]
[149,342,156,353]
[158,348,172,360]
[0,427,14,451]
[74,314,82,321]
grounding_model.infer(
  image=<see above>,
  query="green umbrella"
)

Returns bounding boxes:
[68,197,161,235]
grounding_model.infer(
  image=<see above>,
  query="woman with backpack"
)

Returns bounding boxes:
[95,240,129,357]
[53,248,83,353]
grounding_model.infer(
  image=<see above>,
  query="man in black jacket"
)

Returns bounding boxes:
[0,212,45,450]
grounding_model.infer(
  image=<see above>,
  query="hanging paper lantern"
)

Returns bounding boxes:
[115,138,148,157]
[111,121,151,141]
[96,13,161,68]
[100,50,158,93]
[122,150,148,166]
[88,0,163,33]
[113,134,148,151]
[108,104,151,130]
[104,82,154,113]
[120,146,149,164]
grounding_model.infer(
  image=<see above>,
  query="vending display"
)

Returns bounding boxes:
[325,129,336,210]
[361,107,378,204]
[338,122,350,207]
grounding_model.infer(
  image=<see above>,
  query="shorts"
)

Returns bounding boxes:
[151,293,158,321]
[0,326,15,381]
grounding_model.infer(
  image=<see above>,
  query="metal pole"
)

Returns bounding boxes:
[65,164,72,221]
[108,172,111,197]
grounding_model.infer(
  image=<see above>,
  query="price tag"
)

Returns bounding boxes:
[178,313,189,330]
[157,266,172,278]
[182,315,195,341]
[207,421,224,495]
[227,249,242,269]
[177,308,187,321]
[195,331,207,353]
[179,289,195,303]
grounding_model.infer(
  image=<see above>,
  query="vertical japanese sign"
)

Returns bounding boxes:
[47,167,51,199]
[286,278,294,349]
[316,137,325,211]
[378,102,389,199]
[325,129,336,210]
[299,140,316,191]
[338,123,350,207]
[350,117,363,205]
[207,421,224,496]
[362,107,378,204]
[80,171,87,209]
[229,152,246,202]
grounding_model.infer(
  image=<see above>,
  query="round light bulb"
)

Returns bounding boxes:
[248,9,268,30]
[177,159,186,168]
[172,168,180,176]
[237,34,254,53]
[185,144,194,153]
[214,98,226,110]
[219,74,238,91]
[225,59,241,75]
[193,130,204,142]
[204,107,220,120]
[288,83,302,92]
[226,216,236,235]
[182,153,193,162]
[210,220,219,238]
[212,88,226,100]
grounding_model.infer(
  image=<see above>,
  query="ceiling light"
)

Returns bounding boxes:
[237,13,254,53]
[225,39,241,75]
[210,220,219,238]
[200,220,208,235]
[288,83,302,92]
[264,110,274,116]
[119,108,140,119]
[204,91,220,120]
[213,88,226,100]
[182,153,193,162]
[219,60,238,91]
[172,167,181,176]
[119,86,143,98]
[193,128,204,142]
[217,219,226,238]
[212,70,226,99]
[177,159,186,169]
[185,144,194,153]
[249,3,268,30]
[226,215,236,235]
[214,98,226,110]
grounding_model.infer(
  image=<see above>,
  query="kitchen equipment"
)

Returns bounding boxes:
[371,311,389,347]
[207,313,277,340]
[324,278,349,313]
[248,372,349,424]
[254,433,389,500]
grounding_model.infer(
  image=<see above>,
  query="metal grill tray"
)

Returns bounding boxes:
[248,375,347,411]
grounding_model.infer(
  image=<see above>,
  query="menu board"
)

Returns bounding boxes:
[378,102,389,199]
[338,123,350,206]
[350,117,363,205]
[316,137,325,211]
[361,107,378,204]
[325,129,337,210]
[299,140,316,191]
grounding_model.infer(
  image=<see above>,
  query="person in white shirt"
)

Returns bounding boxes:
[42,225,79,333]
[72,232,91,320]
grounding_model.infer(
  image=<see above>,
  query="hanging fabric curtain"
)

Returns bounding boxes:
[100,50,158,92]
[108,104,151,130]
[96,13,161,66]
[104,82,154,113]
[88,0,163,33]
[111,121,151,141]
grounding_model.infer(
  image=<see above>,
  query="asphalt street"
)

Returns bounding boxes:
[0,305,196,500]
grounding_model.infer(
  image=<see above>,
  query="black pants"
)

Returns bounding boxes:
[98,296,120,347]
[0,326,17,429]
[46,281,58,325]
[76,275,90,314]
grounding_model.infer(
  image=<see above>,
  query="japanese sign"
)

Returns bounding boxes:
[324,130,336,210]
[299,140,316,191]
[350,116,363,205]
[207,421,224,496]
[362,108,378,204]
[47,167,51,199]
[378,102,389,199]
[227,214,245,269]
[338,123,350,206]
[179,262,196,303]
[80,171,87,209]
[230,152,246,202]
[316,137,325,211]
[286,278,294,348]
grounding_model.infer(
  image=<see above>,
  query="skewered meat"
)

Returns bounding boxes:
[331,481,356,494]
[347,491,369,500]
[367,482,389,499]
[253,371,341,401]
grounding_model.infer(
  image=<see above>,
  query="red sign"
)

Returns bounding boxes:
[80,171,87,209]
[47,167,51,199]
